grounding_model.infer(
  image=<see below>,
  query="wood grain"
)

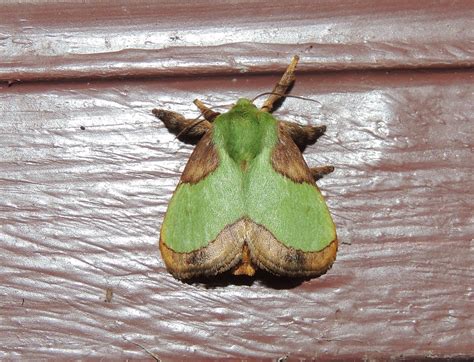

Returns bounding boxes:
[0,0,472,360]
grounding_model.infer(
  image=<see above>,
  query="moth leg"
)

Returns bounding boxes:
[310,165,334,181]
[193,99,220,122]
[280,121,326,152]
[261,55,299,113]
[152,108,211,145]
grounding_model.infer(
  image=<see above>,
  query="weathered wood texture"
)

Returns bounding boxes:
[0,1,473,360]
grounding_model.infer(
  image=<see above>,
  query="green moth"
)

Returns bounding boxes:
[153,56,337,279]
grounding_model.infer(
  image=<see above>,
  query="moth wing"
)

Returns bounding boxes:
[159,131,246,279]
[246,125,338,277]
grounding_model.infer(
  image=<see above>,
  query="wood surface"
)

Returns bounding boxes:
[0,1,473,360]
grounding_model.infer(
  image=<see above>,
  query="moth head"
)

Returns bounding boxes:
[234,98,257,108]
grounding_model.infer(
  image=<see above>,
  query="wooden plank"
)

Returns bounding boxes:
[1,69,472,359]
[0,0,473,360]
[1,1,473,81]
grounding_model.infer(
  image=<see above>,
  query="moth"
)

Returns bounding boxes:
[153,56,337,280]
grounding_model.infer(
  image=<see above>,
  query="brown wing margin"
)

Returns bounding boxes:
[180,130,219,184]
[271,123,314,183]
[246,221,338,277]
[160,218,337,279]
[159,219,246,279]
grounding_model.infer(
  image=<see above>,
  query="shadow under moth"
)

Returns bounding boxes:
[153,56,337,280]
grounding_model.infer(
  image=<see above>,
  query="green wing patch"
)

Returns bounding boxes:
[162,100,335,254]
[155,55,338,279]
